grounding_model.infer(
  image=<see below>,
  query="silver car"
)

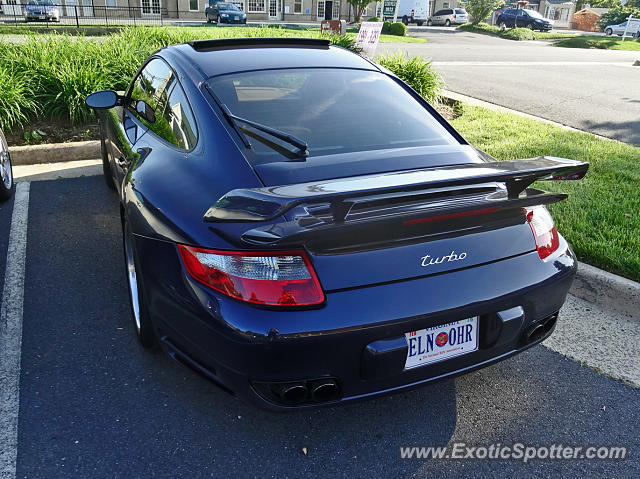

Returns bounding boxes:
[427,8,469,26]
[604,21,637,37]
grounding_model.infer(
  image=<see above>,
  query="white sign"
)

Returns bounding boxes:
[355,21,383,58]
[622,15,640,41]
[284,5,289,13]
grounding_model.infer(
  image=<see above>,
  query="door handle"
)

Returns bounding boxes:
[116,155,126,166]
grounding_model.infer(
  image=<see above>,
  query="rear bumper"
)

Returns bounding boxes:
[136,234,577,411]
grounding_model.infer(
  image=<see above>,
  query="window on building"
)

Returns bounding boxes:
[106,0,116,9]
[442,2,449,8]
[189,0,198,11]
[317,0,339,19]
[141,0,161,15]
[247,0,264,12]
[294,0,302,13]
[230,0,244,10]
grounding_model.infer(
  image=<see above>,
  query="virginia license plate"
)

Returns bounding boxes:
[404,317,478,369]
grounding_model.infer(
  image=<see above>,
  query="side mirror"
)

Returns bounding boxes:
[85,90,119,109]
[135,100,156,124]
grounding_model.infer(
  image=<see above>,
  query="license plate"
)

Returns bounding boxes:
[39,15,46,19]
[405,317,478,369]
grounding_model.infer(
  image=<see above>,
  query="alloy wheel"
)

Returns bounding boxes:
[124,223,141,332]
[0,137,12,190]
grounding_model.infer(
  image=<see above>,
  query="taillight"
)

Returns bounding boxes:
[178,245,324,306]
[525,206,560,260]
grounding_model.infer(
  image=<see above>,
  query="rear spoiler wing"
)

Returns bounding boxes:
[203,156,588,225]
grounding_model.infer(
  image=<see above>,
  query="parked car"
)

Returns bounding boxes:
[496,8,553,31]
[24,0,60,22]
[86,38,587,411]
[0,128,13,201]
[604,21,638,36]
[205,1,247,24]
[397,0,429,26]
[427,8,468,26]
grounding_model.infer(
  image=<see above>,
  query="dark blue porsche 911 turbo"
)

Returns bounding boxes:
[86,38,588,411]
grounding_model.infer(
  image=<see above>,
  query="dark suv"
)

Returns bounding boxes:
[496,8,553,31]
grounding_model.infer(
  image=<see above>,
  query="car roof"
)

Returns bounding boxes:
[159,38,380,83]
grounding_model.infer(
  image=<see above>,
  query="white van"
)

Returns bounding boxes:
[395,0,430,26]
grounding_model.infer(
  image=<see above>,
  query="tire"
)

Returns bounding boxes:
[605,28,612,36]
[0,129,13,201]
[426,19,432,26]
[526,22,534,30]
[416,21,423,26]
[445,19,451,26]
[402,15,409,25]
[206,16,211,23]
[499,21,507,30]
[122,216,157,349]
[100,123,116,191]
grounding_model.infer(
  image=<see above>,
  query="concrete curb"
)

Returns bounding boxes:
[572,262,639,319]
[9,141,100,166]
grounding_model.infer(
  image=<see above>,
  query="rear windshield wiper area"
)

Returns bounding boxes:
[219,104,309,161]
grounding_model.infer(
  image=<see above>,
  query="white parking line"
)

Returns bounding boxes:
[0,182,31,479]
[433,61,635,67]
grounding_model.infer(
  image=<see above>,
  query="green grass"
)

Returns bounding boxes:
[553,35,640,50]
[451,105,640,281]
[458,22,578,40]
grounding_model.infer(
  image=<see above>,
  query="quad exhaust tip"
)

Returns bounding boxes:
[265,378,340,405]
[280,383,308,404]
[523,313,558,344]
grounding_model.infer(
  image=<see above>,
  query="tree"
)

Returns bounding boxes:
[348,0,371,23]
[464,0,505,24]
[597,3,640,31]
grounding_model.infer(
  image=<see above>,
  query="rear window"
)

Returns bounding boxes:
[455,9,467,14]
[206,68,457,164]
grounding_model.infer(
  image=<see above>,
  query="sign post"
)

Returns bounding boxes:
[621,15,640,41]
[355,21,384,58]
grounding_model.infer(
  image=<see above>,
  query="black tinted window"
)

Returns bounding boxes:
[129,58,173,117]
[129,58,196,150]
[434,10,444,15]
[158,82,197,150]
[207,68,457,163]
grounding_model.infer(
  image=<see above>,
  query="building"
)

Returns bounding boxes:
[538,0,575,28]
[571,7,608,32]
[12,0,379,21]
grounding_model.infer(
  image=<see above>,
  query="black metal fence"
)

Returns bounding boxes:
[0,4,208,27]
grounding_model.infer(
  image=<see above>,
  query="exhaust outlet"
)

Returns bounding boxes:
[310,379,339,402]
[279,383,308,404]
[526,323,546,343]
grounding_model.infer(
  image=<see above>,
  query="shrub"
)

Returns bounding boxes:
[502,27,537,40]
[458,22,502,35]
[377,53,443,103]
[382,20,392,34]
[367,16,381,22]
[0,65,39,130]
[597,5,640,32]
[389,22,407,36]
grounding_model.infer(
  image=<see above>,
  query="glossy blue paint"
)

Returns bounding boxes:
[91,40,585,410]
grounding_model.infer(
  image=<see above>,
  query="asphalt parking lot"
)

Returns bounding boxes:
[1,175,639,478]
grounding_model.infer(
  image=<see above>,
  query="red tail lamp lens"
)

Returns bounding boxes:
[178,245,324,306]
[525,206,560,260]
